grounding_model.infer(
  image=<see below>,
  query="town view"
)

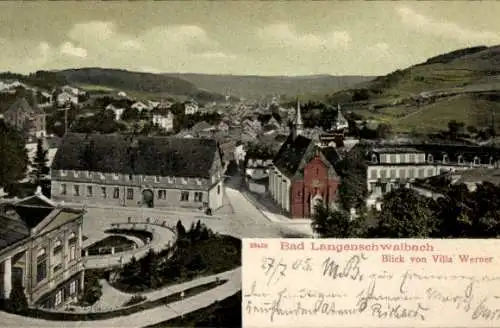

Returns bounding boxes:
[0,1,500,327]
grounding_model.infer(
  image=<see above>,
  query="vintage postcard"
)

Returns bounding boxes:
[0,1,499,327]
[243,238,500,327]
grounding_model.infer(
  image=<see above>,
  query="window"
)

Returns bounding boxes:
[127,188,134,200]
[370,169,377,179]
[113,173,119,180]
[86,186,92,197]
[427,168,433,177]
[60,170,67,177]
[399,169,406,179]
[180,191,189,201]
[390,154,397,163]
[113,187,119,199]
[380,154,387,163]
[70,281,77,295]
[490,157,494,166]
[53,239,63,255]
[418,168,425,178]
[217,185,221,194]
[408,168,415,178]
[297,190,302,197]
[61,184,67,195]
[73,171,79,177]
[428,154,434,163]
[158,190,166,199]
[99,173,106,180]
[68,232,77,261]
[87,171,92,178]
[155,176,160,183]
[409,154,416,163]
[55,290,63,306]
[371,154,378,163]
[315,168,319,175]
[53,263,62,273]
[458,155,464,164]
[73,185,80,197]
[194,192,203,202]
[379,170,387,179]
[390,169,396,179]
[181,178,187,184]
[101,187,107,198]
[36,248,47,283]
[128,174,133,181]
[474,157,480,165]
[442,154,448,164]
[196,178,202,185]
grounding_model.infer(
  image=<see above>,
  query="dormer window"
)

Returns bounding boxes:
[99,173,106,180]
[113,174,119,180]
[490,157,495,166]
[128,174,133,181]
[442,154,448,164]
[181,178,187,184]
[87,171,92,178]
[155,176,160,183]
[473,157,480,166]
[427,154,433,163]
[458,155,464,164]
[60,170,67,176]
[196,178,202,185]
[371,154,378,164]
[73,171,79,177]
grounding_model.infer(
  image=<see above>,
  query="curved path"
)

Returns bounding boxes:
[0,268,241,328]
[83,222,176,270]
[0,180,299,327]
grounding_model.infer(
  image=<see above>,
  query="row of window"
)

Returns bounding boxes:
[58,171,204,185]
[373,153,493,165]
[370,167,436,180]
[36,234,78,283]
[61,184,220,202]
[55,280,78,306]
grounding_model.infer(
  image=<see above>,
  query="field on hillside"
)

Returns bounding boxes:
[371,93,500,133]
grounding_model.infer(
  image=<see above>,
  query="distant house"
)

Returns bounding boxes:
[148,100,159,109]
[184,100,199,115]
[3,98,46,139]
[56,92,78,107]
[105,104,125,121]
[152,109,174,132]
[117,91,127,97]
[245,158,273,181]
[218,121,229,132]
[131,101,149,112]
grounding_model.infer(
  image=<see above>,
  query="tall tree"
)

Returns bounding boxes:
[31,138,49,184]
[335,151,368,211]
[0,122,28,188]
[311,202,360,238]
[369,188,436,238]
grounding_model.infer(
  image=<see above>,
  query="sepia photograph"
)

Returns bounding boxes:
[0,1,499,327]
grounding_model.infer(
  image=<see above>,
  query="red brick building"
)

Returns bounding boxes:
[268,101,341,218]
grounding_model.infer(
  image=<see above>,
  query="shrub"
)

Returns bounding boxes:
[7,280,28,313]
[79,271,103,306]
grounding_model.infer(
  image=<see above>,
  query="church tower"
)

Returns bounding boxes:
[291,98,304,139]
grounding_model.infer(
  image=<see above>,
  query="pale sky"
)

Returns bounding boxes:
[0,1,499,76]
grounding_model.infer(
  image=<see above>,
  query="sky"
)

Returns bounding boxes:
[0,1,499,76]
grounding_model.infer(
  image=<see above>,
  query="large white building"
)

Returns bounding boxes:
[50,133,225,211]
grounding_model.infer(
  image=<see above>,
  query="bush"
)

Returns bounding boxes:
[79,271,103,306]
[7,280,28,313]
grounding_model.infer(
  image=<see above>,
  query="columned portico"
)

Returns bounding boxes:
[2,256,12,299]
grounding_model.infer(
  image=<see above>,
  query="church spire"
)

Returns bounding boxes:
[293,97,303,138]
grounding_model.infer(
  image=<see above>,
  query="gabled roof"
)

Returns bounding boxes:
[274,135,314,178]
[51,133,219,178]
[6,98,44,115]
[0,204,31,248]
[15,191,57,208]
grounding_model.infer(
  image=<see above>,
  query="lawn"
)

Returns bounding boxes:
[111,221,241,293]
[144,292,242,328]
[86,236,136,256]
